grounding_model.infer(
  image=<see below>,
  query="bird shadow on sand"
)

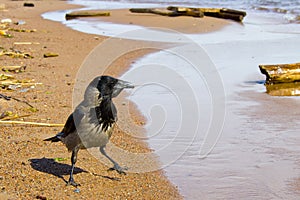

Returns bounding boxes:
[29,157,121,184]
[29,157,87,184]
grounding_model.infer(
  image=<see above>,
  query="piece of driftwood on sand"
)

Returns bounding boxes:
[167,6,246,22]
[130,7,246,21]
[129,8,204,17]
[65,10,110,20]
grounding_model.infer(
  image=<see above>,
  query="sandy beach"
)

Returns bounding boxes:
[2,0,300,199]
[0,0,231,199]
[93,8,230,34]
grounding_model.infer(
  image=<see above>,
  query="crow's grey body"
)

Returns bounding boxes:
[60,104,115,151]
[44,76,134,186]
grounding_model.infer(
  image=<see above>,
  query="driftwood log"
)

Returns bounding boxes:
[259,62,300,84]
[129,8,204,17]
[65,10,110,20]
[130,6,246,21]
[167,6,246,22]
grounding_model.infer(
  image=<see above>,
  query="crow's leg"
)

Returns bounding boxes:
[67,146,80,187]
[100,146,127,175]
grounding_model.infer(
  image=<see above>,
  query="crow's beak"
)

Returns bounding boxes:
[112,79,134,98]
[116,79,135,89]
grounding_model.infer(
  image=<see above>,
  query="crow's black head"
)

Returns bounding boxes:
[96,76,134,98]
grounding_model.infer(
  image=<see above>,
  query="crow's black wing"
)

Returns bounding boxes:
[61,108,85,138]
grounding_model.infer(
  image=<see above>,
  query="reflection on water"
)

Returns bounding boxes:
[121,29,300,199]
[265,82,300,96]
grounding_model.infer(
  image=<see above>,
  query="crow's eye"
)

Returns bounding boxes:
[110,82,116,88]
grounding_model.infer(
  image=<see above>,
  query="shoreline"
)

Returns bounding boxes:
[1,0,300,199]
[69,3,300,200]
[0,0,230,199]
[0,0,181,199]
[86,8,231,34]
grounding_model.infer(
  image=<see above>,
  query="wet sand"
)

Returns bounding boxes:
[91,8,230,34]
[0,0,230,199]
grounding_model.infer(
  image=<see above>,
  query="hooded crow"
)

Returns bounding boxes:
[44,75,134,186]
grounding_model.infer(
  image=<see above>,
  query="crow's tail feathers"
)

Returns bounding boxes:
[44,133,63,142]
[44,136,60,142]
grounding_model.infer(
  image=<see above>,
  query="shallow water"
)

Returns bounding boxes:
[43,1,300,199]
[120,28,300,199]
[69,0,300,23]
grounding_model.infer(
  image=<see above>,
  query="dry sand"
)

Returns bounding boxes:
[0,0,229,199]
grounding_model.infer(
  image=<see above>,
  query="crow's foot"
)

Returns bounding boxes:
[108,165,128,175]
[66,177,81,187]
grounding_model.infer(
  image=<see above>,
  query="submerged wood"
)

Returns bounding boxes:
[65,10,110,20]
[129,8,204,17]
[259,62,300,84]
